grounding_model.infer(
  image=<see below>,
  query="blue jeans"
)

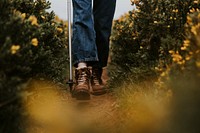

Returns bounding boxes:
[72,0,116,68]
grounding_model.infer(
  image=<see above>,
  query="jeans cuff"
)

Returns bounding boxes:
[73,57,99,67]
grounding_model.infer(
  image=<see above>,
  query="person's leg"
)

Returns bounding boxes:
[72,0,98,99]
[93,0,116,68]
[91,0,116,95]
[72,0,98,66]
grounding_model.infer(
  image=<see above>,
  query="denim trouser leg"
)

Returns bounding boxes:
[72,0,98,66]
[93,0,116,68]
[72,0,116,67]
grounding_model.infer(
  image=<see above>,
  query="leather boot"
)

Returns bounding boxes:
[73,67,91,100]
[91,68,107,95]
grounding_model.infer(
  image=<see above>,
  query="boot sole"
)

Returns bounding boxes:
[91,89,107,96]
[73,90,90,100]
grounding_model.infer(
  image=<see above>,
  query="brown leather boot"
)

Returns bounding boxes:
[73,67,91,100]
[91,68,107,95]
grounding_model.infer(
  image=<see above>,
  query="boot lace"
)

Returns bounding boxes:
[92,69,102,85]
[76,69,89,85]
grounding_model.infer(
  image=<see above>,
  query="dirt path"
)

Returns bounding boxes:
[23,69,170,133]
[24,77,119,133]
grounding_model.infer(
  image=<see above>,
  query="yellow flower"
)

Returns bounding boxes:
[183,43,189,47]
[154,21,158,24]
[132,13,136,18]
[21,13,26,20]
[119,25,124,29]
[187,16,192,24]
[155,67,162,72]
[167,25,170,28]
[181,46,187,51]
[194,0,198,4]
[185,56,191,61]
[155,67,159,71]
[172,53,183,63]
[41,15,45,19]
[155,8,159,12]
[169,50,174,54]
[31,38,39,46]
[189,52,193,55]
[191,26,197,35]
[11,45,20,54]
[136,9,141,13]
[161,72,166,77]
[177,61,185,65]
[182,60,186,65]
[196,61,200,68]
[183,40,190,46]
[132,32,136,37]
[129,22,133,28]
[28,15,38,26]
[57,28,63,33]
[190,8,195,13]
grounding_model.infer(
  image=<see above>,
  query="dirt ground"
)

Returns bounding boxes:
[22,68,171,133]
[23,69,119,133]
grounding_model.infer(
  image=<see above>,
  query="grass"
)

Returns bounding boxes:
[113,78,171,133]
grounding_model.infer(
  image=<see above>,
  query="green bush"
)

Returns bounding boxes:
[109,0,200,87]
[0,0,68,132]
[165,11,200,133]
[0,0,68,98]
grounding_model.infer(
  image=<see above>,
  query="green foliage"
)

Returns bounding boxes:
[167,11,200,82]
[0,0,68,132]
[166,11,200,133]
[109,10,156,86]
[0,0,68,97]
[109,0,200,87]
